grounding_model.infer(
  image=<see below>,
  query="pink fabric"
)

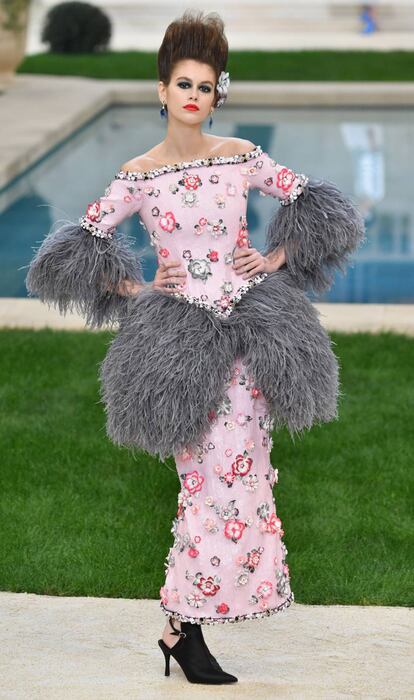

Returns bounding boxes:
[82,147,305,316]
[81,145,299,623]
[161,357,293,624]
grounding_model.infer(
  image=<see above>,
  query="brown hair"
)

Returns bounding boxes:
[157,9,228,109]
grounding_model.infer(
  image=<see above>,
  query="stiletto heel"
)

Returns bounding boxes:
[158,639,171,676]
[157,615,237,684]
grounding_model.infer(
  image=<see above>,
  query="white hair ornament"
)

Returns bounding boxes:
[216,70,230,108]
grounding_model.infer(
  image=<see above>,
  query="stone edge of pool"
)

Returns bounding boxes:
[1,298,413,334]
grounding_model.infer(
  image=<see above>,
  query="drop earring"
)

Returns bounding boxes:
[160,100,167,119]
[208,108,214,129]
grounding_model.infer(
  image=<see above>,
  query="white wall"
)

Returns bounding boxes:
[26,0,414,55]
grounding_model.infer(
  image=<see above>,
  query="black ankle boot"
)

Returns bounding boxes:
[180,621,224,672]
[158,616,238,684]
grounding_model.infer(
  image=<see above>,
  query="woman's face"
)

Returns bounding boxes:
[159,59,217,124]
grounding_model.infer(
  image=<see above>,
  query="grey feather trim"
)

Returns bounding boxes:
[99,271,340,460]
[25,222,144,328]
[263,179,367,294]
[99,288,237,462]
[226,269,340,436]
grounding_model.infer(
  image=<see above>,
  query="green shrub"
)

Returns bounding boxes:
[41,1,111,53]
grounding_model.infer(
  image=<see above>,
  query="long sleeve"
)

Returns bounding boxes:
[25,175,146,328]
[242,148,366,294]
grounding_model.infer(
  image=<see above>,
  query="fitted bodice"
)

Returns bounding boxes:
[79,145,308,318]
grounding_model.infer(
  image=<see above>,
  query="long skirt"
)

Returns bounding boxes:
[159,356,294,625]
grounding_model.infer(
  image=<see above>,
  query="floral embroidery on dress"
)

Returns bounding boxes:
[195,573,221,596]
[277,167,296,191]
[149,230,161,248]
[160,585,168,605]
[257,502,283,535]
[276,564,291,596]
[236,215,249,248]
[85,183,142,224]
[216,393,232,416]
[181,190,199,208]
[187,257,213,282]
[184,570,221,607]
[244,546,265,572]
[203,517,220,534]
[206,250,219,263]
[206,218,228,238]
[204,496,254,540]
[179,173,202,191]
[194,216,208,236]
[182,469,205,494]
[85,200,105,222]
[171,519,202,558]
[216,602,230,614]
[265,464,278,488]
[175,469,205,521]
[219,451,259,493]
[234,570,249,587]
[186,591,207,608]
[214,193,226,208]
[212,292,233,312]
[143,185,160,197]
[221,280,234,295]
[224,519,246,543]
[209,173,220,184]
[159,210,182,233]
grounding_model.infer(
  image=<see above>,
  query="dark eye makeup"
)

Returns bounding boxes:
[177,80,212,93]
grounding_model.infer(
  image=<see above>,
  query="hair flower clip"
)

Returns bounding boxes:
[216,70,230,108]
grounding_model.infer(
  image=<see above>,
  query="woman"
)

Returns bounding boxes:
[25,10,365,685]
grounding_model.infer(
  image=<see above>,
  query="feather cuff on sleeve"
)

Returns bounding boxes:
[263,178,367,293]
[25,221,145,328]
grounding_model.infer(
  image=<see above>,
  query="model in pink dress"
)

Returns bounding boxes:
[25,10,365,685]
[104,145,304,623]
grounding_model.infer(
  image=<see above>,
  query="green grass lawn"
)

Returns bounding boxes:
[17,50,414,81]
[0,328,412,605]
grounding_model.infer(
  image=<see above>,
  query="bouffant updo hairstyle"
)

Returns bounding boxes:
[157,9,229,109]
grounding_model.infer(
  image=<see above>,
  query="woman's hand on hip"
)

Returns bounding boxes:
[232,245,286,278]
[152,259,187,293]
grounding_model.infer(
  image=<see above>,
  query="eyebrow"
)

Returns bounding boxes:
[176,76,214,86]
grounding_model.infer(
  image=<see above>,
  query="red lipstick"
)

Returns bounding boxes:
[184,104,199,111]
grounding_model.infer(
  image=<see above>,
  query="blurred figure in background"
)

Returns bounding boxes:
[360,4,379,34]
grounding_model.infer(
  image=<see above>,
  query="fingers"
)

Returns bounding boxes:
[232,247,259,265]
[155,258,187,293]
[232,248,263,278]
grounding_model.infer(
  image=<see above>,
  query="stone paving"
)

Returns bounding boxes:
[1,298,413,335]
[0,592,412,699]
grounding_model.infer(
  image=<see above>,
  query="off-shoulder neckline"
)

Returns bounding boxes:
[115,144,263,181]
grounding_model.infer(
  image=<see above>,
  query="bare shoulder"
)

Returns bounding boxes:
[120,138,258,171]
[220,137,257,155]
[119,154,156,173]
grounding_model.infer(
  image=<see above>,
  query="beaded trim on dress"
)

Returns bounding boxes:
[78,216,115,239]
[114,145,264,181]
[169,272,269,318]
[160,590,294,625]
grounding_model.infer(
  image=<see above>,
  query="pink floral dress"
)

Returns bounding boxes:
[80,145,308,625]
